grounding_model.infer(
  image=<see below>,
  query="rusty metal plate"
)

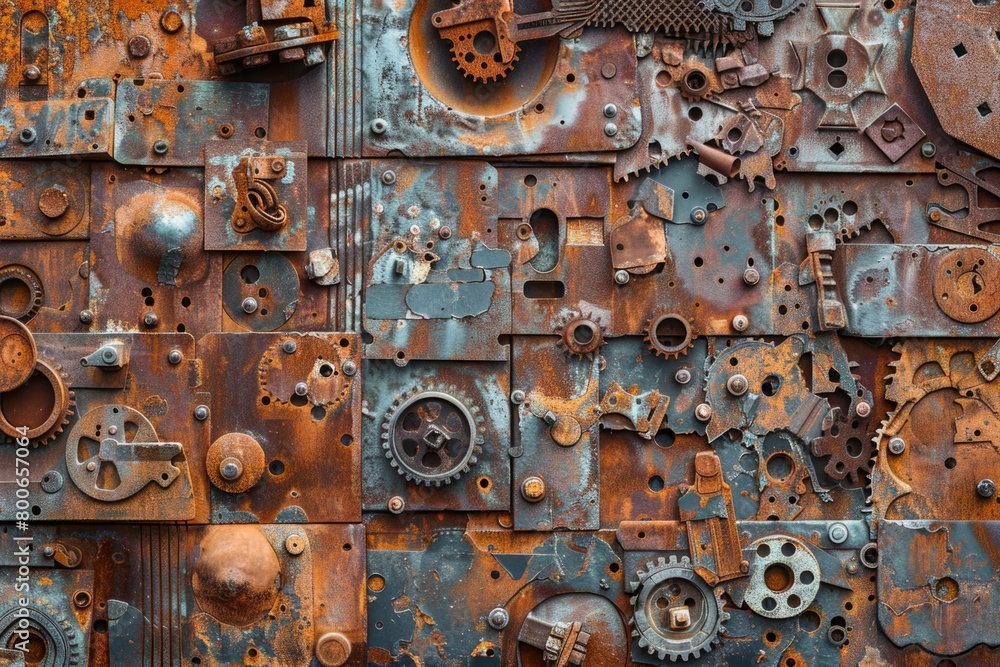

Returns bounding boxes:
[0,0,999,665]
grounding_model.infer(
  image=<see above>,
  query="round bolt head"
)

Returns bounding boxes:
[79,310,94,324]
[128,35,152,58]
[282,339,298,354]
[38,187,70,219]
[19,127,37,144]
[220,457,243,480]
[143,312,159,328]
[294,382,309,397]
[604,122,619,137]
[342,360,357,376]
[521,476,546,502]
[921,142,937,158]
[438,226,453,239]
[387,496,405,514]
[888,437,905,455]
[743,267,761,285]
[152,139,169,155]
[928,209,942,222]
[285,534,305,555]
[828,522,849,544]
[726,374,749,396]
[43,547,54,557]
[160,9,184,33]
[381,170,396,185]
[86,461,97,472]
[695,403,713,422]
[168,349,183,364]
[690,207,708,223]
[614,270,630,285]
[370,118,388,134]
[270,158,285,174]
[194,405,209,421]
[315,632,352,667]
[674,369,692,384]
[603,103,618,118]
[510,389,526,404]
[732,314,749,332]
[977,478,996,498]
[487,607,510,630]
[23,65,41,81]
[601,63,617,79]
[242,297,259,314]
[108,425,118,436]
[846,561,859,575]
[855,401,872,418]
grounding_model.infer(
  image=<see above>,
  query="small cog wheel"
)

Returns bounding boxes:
[812,408,876,488]
[0,600,82,666]
[556,310,607,360]
[0,358,74,445]
[381,385,485,486]
[0,265,44,323]
[438,21,520,83]
[644,314,695,360]
[628,555,727,662]
[258,335,353,410]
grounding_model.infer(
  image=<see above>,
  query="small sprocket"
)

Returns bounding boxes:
[556,310,608,360]
[381,384,485,486]
[438,21,521,83]
[644,314,695,360]
[0,357,74,446]
[628,555,727,662]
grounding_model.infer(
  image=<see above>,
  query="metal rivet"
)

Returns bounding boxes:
[242,297,258,314]
[160,9,184,33]
[22,65,41,81]
[695,403,713,422]
[691,207,708,223]
[743,267,761,285]
[603,103,618,118]
[43,547,54,557]
[19,127,36,144]
[601,63,617,79]
[285,534,305,555]
[614,270,630,285]
[521,476,546,502]
[342,360,357,376]
[920,142,937,158]
[143,312,159,328]
[86,461,97,472]
[674,369,692,384]
[727,374,749,396]
[294,382,309,396]
[128,35,152,58]
[194,405,209,421]
[282,339,298,354]
[152,139,169,155]
[438,226,452,239]
[387,496,405,514]
[108,425,118,436]
[855,401,872,418]
[220,457,243,480]
[487,607,509,630]
[732,314,749,332]
[510,390,525,404]
[381,170,396,185]
[370,118,388,134]
[977,478,996,498]
[828,522,849,544]
[168,350,183,364]
[604,122,619,137]
[38,187,69,219]
[79,310,94,324]
[888,437,905,455]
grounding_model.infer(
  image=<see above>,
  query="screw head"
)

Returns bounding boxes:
[487,607,509,630]
[604,122,619,137]
[381,170,396,185]
[743,268,761,285]
[438,225,453,239]
[855,401,872,418]
[603,103,618,118]
[387,496,405,514]
[220,457,243,480]
[143,312,159,328]
[614,270,630,285]
[921,142,937,158]
[128,35,152,58]
[732,314,749,332]
[79,310,94,324]
[521,476,546,502]
[242,297,258,314]
[846,561,859,575]
[23,65,41,81]
[282,339,298,354]
[294,382,309,396]
[194,405,209,421]
[690,207,708,223]
[674,369,692,384]
[342,360,357,376]
[695,403,713,422]
[86,461,97,472]
[888,437,905,455]
[285,534,305,555]
[168,350,183,364]
[828,522,849,544]
[510,390,526,404]
[977,478,996,498]
[43,547,54,557]
[370,118,388,134]
[727,374,749,396]
[152,139,169,155]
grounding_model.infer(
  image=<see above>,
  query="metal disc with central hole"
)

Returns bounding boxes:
[0,315,37,392]
[745,535,821,619]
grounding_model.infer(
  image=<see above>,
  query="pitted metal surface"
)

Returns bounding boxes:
[1,1,999,665]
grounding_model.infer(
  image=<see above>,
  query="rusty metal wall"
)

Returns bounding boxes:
[0,0,998,665]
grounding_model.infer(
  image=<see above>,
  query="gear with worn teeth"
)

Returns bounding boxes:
[556,310,608,360]
[644,313,695,360]
[0,357,74,446]
[628,555,727,662]
[439,21,521,83]
[0,600,83,666]
[258,335,353,410]
[381,384,485,486]
[812,407,876,488]
[0,264,44,323]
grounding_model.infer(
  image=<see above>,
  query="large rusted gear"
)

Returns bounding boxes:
[0,357,74,446]
[556,310,608,360]
[628,555,727,662]
[438,21,521,83]
[381,384,485,486]
[644,314,695,360]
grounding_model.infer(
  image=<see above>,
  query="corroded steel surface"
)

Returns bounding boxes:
[1,1,999,666]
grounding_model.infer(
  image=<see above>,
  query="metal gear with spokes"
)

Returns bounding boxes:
[381,386,485,486]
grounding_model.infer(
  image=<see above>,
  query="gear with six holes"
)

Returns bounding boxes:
[438,21,521,83]
[628,555,728,662]
[381,384,485,486]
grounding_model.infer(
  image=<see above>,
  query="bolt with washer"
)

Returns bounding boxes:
[487,607,510,630]
[828,522,849,544]
[674,369,692,384]
[387,496,405,514]
[614,270,630,285]
[242,297,259,314]
[695,403,713,422]
[887,437,905,455]
[727,374,749,396]
[743,268,760,285]
[977,478,996,498]
[521,476,546,502]
[282,339,298,354]
[220,457,243,480]
[732,314,749,332]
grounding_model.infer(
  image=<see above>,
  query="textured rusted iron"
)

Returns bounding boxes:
[2,0,1000,665]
